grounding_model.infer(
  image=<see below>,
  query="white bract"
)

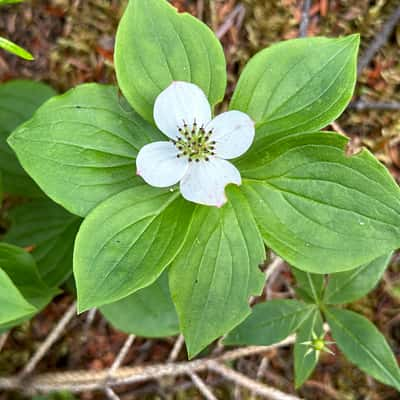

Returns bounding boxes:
[136,81,255,207]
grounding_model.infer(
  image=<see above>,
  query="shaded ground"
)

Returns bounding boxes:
[0,0,400,399]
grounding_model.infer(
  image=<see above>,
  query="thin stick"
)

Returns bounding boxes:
[188,371,218,400]
[84,308,97,331]
[265,256,285,282]
[330,121,346,136]
[105,387,120,400]
[19,301,77,377]
[0,332,9,352]
[209,0,218,32]
[250,357,269,400]
[216,4,246,39]
[209,362,302,400]
[168,334,185,362]
[266,257,285,300]
[197,0,204,21]
[349,100,400,111]
[299,0,312,38]
[108,334,135,376]
[358,5,400,74]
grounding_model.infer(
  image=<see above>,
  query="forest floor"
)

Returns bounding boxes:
[0,0,400,399]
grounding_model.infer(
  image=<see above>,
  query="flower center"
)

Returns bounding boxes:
[312,339,325,351]
[172,120,216,162]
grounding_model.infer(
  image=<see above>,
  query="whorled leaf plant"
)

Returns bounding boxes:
[7,0,400,358]
[226,254,400,391]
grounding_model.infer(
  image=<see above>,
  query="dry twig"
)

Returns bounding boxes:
[188,371,218,400]
[357,5,400,74]
[299,0,312,38]
[349,99,400,111]
[168,334,185,362]
[0,332,9,352]
[19,301,77,377]
[105,387,121,400]
[108,334,136,376]
[208,362,302,400]
[216,4,246,39]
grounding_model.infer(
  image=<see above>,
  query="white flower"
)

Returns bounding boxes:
[136,82,255,207]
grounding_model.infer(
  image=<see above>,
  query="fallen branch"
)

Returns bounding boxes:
[0,336,296,396]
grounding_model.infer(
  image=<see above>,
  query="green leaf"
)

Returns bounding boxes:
[0,268,36,325]
[8,84,163,217]
[0,80,56,197]
[0,171,3,203]
[115,0,226,122]
[0,243,57,310]
[224,300,313,346]
[230,35,359,136]
[169,186,265,358]
[325,307,400,391]
[4,198,81,287]
[74,182,194,312]
[0,37,34,60]
[291,267,324,304]
[238,131,400,273]
[0,0,25,5]
[294,309,324,388]
[100,271,179,338]
[0,243,57,329]
[324,253,392,305]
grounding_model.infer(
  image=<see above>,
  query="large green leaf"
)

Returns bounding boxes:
[230,35,359,136]
[291,267,324,304]
[4,199,81,287]
[74,182,194,312]
[8,84,163,217]
[238,131,400,273]
[169,186,265,358]
[100,271,179,338]
[0,80,56,197]
[115,0,226,122]
[224,300,313,346]
[324,253,392,305]
[294,309,324,388]
[325,307,400,391]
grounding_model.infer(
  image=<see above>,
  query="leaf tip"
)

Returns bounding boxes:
[345,33,361,50]
[77,299,93,314]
